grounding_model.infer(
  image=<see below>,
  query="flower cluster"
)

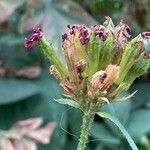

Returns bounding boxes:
[25,27,43,48]
[93,25,109,41]
[25,18,150,107]
[67,24,90,45]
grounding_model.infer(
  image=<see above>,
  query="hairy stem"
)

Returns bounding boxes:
[77,106,95,150]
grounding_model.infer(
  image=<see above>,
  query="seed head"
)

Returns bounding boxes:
[90,65,119,93]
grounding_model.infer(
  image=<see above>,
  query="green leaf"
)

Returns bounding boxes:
[0,72,67,150]
[0,79,39,105]
[54,98,82,110]
[91,122,120,145]
[101,95,131,136]
[101,99,131,125]
[129,83,150,109]
[116,35,143,85]
[123,54,150,85]
[97,112,138,150]
[126,109,150,138]
[67,108,83,138]
[95,143,120,150]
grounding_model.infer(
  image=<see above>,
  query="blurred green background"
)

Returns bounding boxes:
[0,0,150,149]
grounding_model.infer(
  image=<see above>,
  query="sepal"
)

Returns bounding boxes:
[54,98,82,111]
[38,39,69,79]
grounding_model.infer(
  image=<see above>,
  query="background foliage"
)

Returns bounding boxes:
[0,0,150,149]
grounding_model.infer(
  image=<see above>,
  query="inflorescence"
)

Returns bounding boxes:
[24,18,150,104]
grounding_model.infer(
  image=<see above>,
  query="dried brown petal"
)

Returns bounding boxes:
[76,59,86,73]
[68,46,80,85]
[50,65,62,81]
[90,71,107,92]
[90,65,119,93]
[104,65,120,90]
[62,37,80,86]
[60,81,76,98]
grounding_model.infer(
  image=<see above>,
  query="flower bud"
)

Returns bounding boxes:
[113,23,131,64]
[114,23,131,50]
[89,65,119,95]
[50,65,62,81]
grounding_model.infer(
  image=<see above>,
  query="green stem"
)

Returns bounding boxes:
[77,106,95,150]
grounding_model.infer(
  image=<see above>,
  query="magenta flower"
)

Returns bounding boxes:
[93,25,109,41]
[141,31,150,39]
[24,27,43,48]
[66,24,90,45]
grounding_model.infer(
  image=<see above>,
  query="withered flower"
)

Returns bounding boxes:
[93,25,109,41]
[89,65,119,95]
[25,18,150,150]
[114,23,131,51]
[25,18,150,104]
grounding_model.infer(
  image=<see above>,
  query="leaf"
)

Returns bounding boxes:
[67,108,82,138]
[90,122,120,144]
[126,109,150,138]
[129,83,150,109]
[0,72,67,150]
[97,112,138,150]
[54,98,81,110]
[95,143,119,150]
[0,79,39,105]
[100,95,131,136]
[101,99,131,125]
